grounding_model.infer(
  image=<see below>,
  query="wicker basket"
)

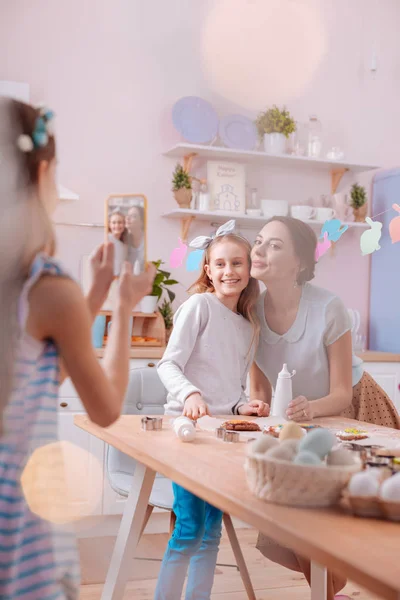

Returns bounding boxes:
[245,450,360,508]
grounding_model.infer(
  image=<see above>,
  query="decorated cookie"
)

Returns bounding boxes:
[221,420,261,432]
[336,428,369,441]
[263,425,284,438]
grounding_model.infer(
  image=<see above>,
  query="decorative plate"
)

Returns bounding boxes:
[172,96,219,144]
[219,114,257,150]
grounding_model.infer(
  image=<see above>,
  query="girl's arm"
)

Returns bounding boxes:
[157,295,205,411]
[27,262,155,427]
[287,331,353,420]
[249,362,273,404]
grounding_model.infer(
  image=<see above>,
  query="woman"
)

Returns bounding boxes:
[249,216,400,600]
[125,204,145,270]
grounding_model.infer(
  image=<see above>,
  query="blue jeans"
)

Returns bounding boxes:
[154,483,223,600]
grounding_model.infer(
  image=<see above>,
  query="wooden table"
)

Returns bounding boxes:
[74,415,400,600]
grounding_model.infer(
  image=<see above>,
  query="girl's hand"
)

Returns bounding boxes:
[286,395,314,421]
[183,393,209,420]
[87,243,115,313]
[239,400,270,417]
[118,261,156,310]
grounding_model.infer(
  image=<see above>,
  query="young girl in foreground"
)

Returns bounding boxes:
[0,98,155,599]
[154,220,269,600]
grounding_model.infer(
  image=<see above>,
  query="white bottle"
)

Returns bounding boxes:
[271,364,296,418]
[173,416,196,442]
[307,115,322,158]
[198,183,210,212]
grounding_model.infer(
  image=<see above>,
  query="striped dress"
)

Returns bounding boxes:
[0,254,80,599]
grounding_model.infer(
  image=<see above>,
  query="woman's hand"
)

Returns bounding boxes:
[239,400,270,417]
[183,393,210,420]
[286,395,314,421]
[86,243,115,315]
[117,261,156,310]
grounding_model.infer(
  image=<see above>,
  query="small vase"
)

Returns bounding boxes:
[353,204,368,223]
[140,295,158,314]
[174,188,192,208]
[263,132,286,155]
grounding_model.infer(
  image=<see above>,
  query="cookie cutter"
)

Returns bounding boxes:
[141,416,163,431]
[216,428,225,439]
[222,430,240,443]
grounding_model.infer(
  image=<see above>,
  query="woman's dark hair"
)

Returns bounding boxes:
[264,215,317,285]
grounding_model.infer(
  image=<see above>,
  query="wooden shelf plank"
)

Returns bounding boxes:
[164,143,379,172]
[99,311,158,318]
[162,208,369,230]
[95,347,165,359]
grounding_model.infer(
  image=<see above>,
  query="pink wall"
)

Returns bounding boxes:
[1,0,400,339]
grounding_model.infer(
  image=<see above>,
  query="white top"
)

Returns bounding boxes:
[255,283,364,400]
[108,233,128,276]
[158,293,255,416]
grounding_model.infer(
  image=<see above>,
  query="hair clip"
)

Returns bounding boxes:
[16,106,55,153]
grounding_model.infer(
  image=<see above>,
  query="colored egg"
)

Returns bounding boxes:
[379,472,400,501]
[327,447,359,467]
[279,422,306,442]
[251,435,278,454]
[298,428,336,459]
[348,471,380,497]
[267,439,299,462]
[294,450,322,465]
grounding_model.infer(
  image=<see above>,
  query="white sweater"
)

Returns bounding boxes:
[157,293,255,416]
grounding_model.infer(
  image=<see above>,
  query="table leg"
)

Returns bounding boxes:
[101,463,156,600]
[311,560,327,600]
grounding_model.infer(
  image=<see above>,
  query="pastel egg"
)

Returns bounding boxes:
[348,471,380,497]
[379,472,400,502]
[327,447,359,467]
[279,422,306,442]
[267,439,299,462]
[298,428,336,459]
[251,435,278,454]
[294,450,322,465]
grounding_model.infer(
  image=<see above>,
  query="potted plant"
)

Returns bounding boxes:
[159,298,174,341]
[172,163,192,208]
[350,183,367,222]
[255,105,296,155]
[141,260,178,314]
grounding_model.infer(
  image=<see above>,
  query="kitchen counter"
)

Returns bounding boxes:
[357,351,400,362]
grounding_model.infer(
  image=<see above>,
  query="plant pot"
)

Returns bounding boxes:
[353,204,368,223]
[140,295,158,314]
[174,188,192,209]
[264,132,286,155]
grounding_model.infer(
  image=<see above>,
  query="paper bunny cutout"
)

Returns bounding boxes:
[320,218,348,242]
[315,231,331,261]
[170,238,188,268]
[360,217,382,256]
[186,249,204,272]
[389,204,400,244]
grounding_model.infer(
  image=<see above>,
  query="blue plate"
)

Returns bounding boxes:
[219,114,257,150]
[172,96,219,144]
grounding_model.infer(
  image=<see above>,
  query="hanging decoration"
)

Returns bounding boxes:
[186,249,204,272]
[389,204,400,244]
[321,218,348,242]
[315,231,331,261]
[169,238,188,269]
[360,217,382,256]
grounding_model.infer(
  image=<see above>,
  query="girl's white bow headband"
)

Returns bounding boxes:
[189,219,236,250]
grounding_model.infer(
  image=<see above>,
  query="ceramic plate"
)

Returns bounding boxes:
[172,96,219,144]
[219,114,257,150]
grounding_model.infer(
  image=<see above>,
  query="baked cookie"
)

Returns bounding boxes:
[336,428,369,441]
[263,425,283,438]
[221,420,261,432]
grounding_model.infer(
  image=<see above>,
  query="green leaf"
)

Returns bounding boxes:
[167,289,176,302]
[152,285,162,299]
[164,279,178,285]
[153,273,164,286]
[159,270,171,278]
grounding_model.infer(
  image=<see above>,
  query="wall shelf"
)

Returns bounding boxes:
[162,208,369,240]
[163,143,377,242]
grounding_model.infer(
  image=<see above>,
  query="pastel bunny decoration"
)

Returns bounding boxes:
[321,219,348,242]
[315,231,331,261]
[389,204,400,244]
[170,238,188,268]
[360,217,383,256]
[186,249,204,272]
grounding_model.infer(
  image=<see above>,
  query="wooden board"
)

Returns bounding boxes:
[75,414,400,600]
[94,347,165,359]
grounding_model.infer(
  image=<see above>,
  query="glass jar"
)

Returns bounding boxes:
[307,115,322,158]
